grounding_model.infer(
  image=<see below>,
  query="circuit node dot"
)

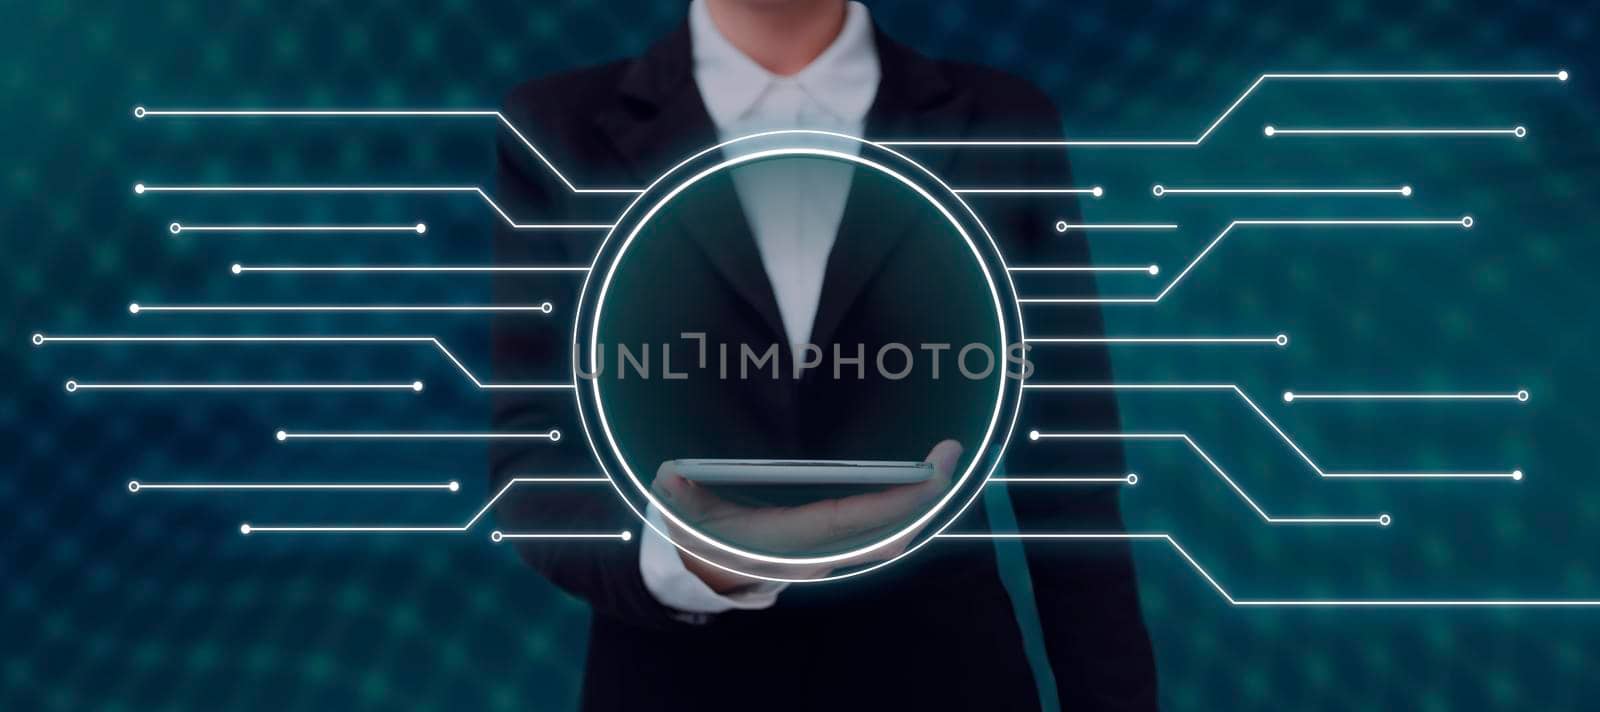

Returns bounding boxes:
[1283,391,1295,403]
[1263,125,1277,137]
[1028,430,1040,441]
[1054,220,1068,233]
[128,481,141,493]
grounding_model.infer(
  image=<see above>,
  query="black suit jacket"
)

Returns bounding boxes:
[490,21,1157,712]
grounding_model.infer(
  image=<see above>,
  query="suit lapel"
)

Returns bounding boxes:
[594,25,789,347]
[808,30,974,347]
[591,23,977,351]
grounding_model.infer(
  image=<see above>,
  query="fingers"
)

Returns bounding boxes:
[820,440,965,563]
[651,442,967,574]
[781,443,964,546]
[653,462,741,520]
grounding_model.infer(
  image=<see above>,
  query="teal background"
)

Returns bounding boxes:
[4,1,1597,710]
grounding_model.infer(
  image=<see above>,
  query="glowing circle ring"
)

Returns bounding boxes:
[570,130,1025,582]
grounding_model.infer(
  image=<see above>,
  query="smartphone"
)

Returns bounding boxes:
[670,459,935,485]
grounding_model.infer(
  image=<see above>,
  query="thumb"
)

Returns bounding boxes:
[924,439,964,482]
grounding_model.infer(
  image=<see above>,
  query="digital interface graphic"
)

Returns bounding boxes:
[7,2,1599,710]
[35,71,1569,591]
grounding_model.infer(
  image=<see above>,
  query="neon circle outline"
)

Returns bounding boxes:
[570,129,1026,583]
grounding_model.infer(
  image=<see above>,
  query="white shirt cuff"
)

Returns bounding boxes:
[639,504,788,617]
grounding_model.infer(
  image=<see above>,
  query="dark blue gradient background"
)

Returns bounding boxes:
[4,1,1598,709]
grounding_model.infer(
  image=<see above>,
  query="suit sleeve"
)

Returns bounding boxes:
[1000,95,1161,709]
[488,103,683,629]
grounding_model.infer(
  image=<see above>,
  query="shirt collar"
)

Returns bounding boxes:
[689,0,879,128]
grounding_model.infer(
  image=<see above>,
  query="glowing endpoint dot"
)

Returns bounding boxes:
[230,264,242,275]
[548,429,562,441]
[412,381,424,392]
[448,480,460,492]
[134,183,145,194]
[1558,70,1569,82]
[127,481,140,493]
[1090,186,1103,198]
[1028,430,1041,441]
[1283,391,1295,403]
[1151,184,1165,197]
[1512,470,1524,481]
[1461,216,1473,229]
[541,302,554,314]
[1379,514,1392,527]
[32,333,44,346]
[1514,126,1526,138]
[1055,220,1068,233]
[1517,389,1529,402]
[1263,125,1276,137]
[65,380,77,392]
[620,531,633,542]
[1148,265,1160,275]
[1400,185,1412,197]
[1126,473,1139,485]
[169,222,182,234]
[275,430,287,442]
[490,530,503,542]
[128,303,140,314]
[133,106,145,118]
[1275,334,1289,347]
[415,223,427,234]
[240,524,251,535]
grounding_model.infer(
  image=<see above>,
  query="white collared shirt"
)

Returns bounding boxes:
[639,0,881,618]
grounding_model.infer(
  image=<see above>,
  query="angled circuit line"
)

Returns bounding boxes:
[1023,383,1522,480]
[133,108,640,194]
[239,476,608,535]
[1018,218,1471,305]
[138,184,613,230]
[937,533,1600,606]
[31,334,572,391]
[879,71,1566,147]
[1026,430,1387,525]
